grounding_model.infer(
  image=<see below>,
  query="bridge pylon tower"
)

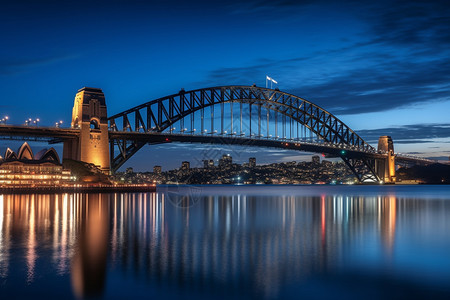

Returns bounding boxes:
[376,136,396,183]
[63,87,110,174]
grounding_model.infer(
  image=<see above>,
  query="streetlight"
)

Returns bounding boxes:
[55,120,63,128]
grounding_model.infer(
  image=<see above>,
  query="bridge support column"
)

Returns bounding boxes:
[376,136,396,183]
[63,87,110,174]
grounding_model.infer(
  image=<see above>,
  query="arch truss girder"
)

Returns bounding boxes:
[109,86,373,149]
[108,86,377,178]
[342,157,381,183]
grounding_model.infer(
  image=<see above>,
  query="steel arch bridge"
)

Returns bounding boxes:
[108,85,385,182]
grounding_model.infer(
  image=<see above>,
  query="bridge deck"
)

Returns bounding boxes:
[0,125,79,141]
[0,125,434,165]
[109,132,386,160]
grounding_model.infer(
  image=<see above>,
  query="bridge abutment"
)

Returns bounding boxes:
[376,136,396,183]
[63,87,110,174]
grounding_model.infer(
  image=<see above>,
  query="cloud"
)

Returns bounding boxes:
[0,55,78,76]
[202,0,450,115]
[204,52,450,115]
[357,123,450,143]
[362,0,450,47]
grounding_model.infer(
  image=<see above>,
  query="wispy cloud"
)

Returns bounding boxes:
[202,0,450,115]
[0,54,78,76]
[357,123,450,143]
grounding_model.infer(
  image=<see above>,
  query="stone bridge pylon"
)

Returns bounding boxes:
[63,87,110,174]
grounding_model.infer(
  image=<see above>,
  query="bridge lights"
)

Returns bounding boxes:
[55,120,63,128]
[341,150,347,155]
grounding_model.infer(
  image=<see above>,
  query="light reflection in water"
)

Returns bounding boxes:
[0,187,449,299]
[71,193,109,299]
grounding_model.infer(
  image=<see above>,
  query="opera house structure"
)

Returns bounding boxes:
[0,142,72,186]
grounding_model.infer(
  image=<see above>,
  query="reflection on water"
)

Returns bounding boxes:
[71,194,109,298]
[0,186,450,299]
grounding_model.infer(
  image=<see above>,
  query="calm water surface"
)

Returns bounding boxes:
[1,185,450,299]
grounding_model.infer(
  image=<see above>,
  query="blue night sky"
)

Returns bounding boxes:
[1,0,450,171]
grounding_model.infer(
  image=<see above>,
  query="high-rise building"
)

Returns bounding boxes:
[203,160,215,169]
[181,161,190,170]
[153,165,162,174]
[218,154,232,168]
[249,157,256,168]
[312,155,320,164]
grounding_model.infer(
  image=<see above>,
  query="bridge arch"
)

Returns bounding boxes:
[108,85,378,181]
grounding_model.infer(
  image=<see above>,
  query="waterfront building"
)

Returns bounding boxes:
[0,142,72,186]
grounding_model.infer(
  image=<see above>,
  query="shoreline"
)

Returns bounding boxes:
[0,184,156,195]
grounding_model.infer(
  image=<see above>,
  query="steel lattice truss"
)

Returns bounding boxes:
[108,86,380,179]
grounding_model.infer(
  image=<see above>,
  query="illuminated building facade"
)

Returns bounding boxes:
[0,142,72,186]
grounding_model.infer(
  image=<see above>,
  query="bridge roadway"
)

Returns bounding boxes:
[0,125,79,141]
[0,125,434,166]
[109,131,386,160]
[109,132,436,165]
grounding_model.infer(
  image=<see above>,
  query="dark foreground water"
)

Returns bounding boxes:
[1,185,450,299]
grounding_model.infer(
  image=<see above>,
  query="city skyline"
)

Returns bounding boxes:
[1,0,449,170]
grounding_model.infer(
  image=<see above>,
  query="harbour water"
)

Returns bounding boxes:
[1,185,450,299]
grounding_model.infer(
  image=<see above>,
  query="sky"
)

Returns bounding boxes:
[1,0,449,170]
